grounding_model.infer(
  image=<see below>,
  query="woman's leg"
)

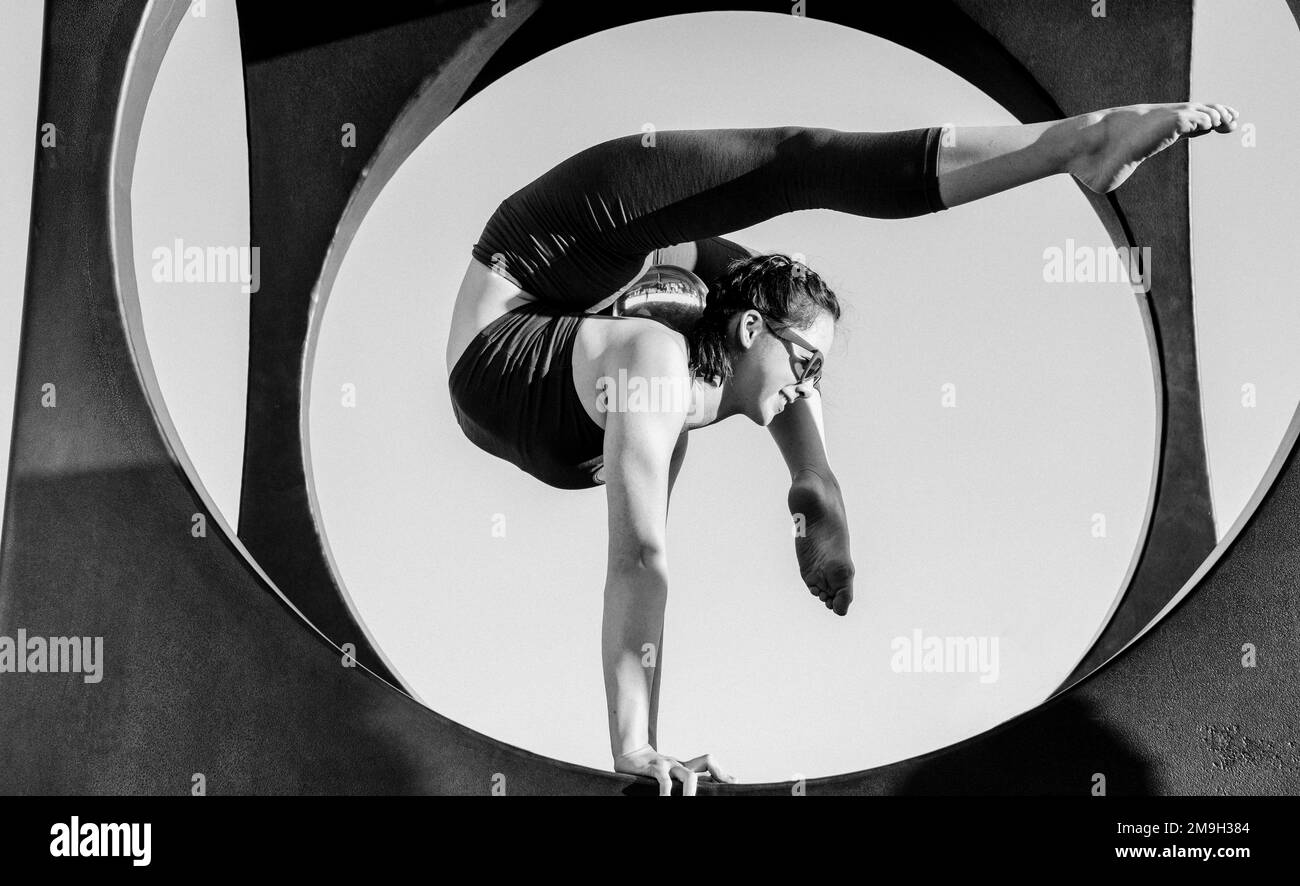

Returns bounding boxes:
[769,390,829,477]
[474,103,1239,311]
[471,125,946,312]
[650,236,757,288]
[768,101,1242,489]
[766,101,1239,617]
[935,101,1239,207]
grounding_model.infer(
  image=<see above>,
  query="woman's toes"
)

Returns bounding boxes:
[1201,103,1232,131]
[1195,102,1238,133]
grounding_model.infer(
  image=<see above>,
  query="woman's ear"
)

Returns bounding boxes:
[734,310,761,351]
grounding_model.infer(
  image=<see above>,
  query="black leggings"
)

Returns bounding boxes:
[471,125,947,308]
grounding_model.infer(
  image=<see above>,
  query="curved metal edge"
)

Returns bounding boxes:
[1115,397,1300,662]
[107,0,411,701]
[1047,194,1168,696]
[105,3,657,792]
[296,0,546,709]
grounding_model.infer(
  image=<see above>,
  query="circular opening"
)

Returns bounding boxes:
[309,12,1155,781]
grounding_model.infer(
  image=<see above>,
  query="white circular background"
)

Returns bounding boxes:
[309,12,1151,781]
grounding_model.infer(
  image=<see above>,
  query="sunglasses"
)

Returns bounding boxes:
[762,317,824,387]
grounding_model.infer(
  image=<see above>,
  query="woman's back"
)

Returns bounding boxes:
[447,258,693,489]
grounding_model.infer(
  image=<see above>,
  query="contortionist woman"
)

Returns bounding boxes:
[444,101,1239,795]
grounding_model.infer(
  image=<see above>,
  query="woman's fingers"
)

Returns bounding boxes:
[651,764,674,796]
[634,752,736,793]
[680,753,738,784]
[668,764,698,796]
[650,756,695,796]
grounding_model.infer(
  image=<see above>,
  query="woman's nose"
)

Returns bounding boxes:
[791,379,818,399]
[780,383,813,405]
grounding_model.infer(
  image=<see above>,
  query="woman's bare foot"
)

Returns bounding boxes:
[1068,101,1239,193]
[788,469,855,616]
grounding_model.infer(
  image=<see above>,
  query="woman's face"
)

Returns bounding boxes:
[731,308,834,426]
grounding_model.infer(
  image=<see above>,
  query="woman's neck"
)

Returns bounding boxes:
[684,377,736,430]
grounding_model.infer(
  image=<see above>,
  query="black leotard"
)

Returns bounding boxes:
[449,125,946,489]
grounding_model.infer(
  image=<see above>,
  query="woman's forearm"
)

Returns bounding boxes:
[647,624,664,749]
[603,561,669,761]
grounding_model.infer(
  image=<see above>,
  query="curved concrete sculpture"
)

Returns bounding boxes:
[233,0,1211,704]
[0,0,1294,794]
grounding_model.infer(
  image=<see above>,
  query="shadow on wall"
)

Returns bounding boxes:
[896,695,1151,795]
[621,695,1152,796]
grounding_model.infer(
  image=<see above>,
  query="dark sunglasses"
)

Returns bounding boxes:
[762,317,824,387]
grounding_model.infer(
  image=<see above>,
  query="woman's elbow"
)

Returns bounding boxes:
[607,543,669,580]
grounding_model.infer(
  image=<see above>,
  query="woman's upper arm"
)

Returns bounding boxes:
[667,431,689,512]
[602,331,690,573]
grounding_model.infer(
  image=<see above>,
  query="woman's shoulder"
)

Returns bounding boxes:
[595,315,689,374]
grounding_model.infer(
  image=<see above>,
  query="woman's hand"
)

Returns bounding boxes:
[788,468,855,615]
[614,745,737,795]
